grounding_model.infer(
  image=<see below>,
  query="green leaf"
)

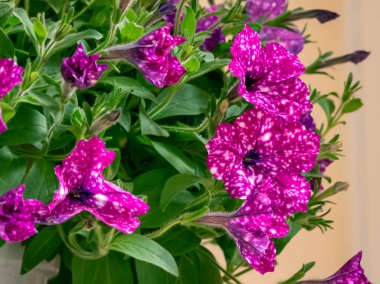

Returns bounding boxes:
[33,18,47,43]
[135,260,176,284]
[102,77,156,102]
[178,247,222,284]
[0,28,14,57]
[274,221,302,255]
[342,98,363,114]
[121,22,144,42]
[318,97,335,120]
[0,105,47,146]
[150,140,196,174]
[278,261,316,284]
[110,234,178,276]
[24,159,58,203]
[13,8,39,49]
[181,6,196,37]
[0,3,13,26]
[21,226,61,274]
[160,173,205,210]
[0,147,26,193]
[181,59,230,83]
[183,57,200,73]
[152,84,209,120]
[44,0,67,14]
[104,149,121,180]
[1,102,15,123]
[18,93,61,120]
[53,29,103,53]
[72,253,134,284]
[157,227,201,256]
[140,108,170,137]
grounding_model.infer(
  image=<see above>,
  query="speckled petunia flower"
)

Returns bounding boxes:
[0,58,24,98]
[196,6,226,51]
[246,0,286,22]
[198,187,289,274]
[43,137,149,234]
[298,252,371,284]
[260,26,305,55]
[0,106,7,134]
[229,25,311,121]
[207,108,320,216]
[0,185,45,242]
[105,25,186,88]
[61,43,108,89]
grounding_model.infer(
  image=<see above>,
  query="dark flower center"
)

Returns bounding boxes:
[245,73,258,92]
[69,188,92,202]
[243,150,261,168]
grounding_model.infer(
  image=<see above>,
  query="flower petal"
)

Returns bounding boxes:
[246,0,286,22]
[260,26,305,55]
[0,58,24,98]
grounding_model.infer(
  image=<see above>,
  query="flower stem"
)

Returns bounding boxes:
[175,0,186,35]
[145,218,182,239]
[147,84,180,118]
[161,118,209,133]
[234,266,252,277]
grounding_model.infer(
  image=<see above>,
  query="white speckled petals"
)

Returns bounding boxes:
[246,0,286,22]
[260,26,305,55]
[0,58,24,98]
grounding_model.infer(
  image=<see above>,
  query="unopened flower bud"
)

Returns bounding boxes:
[145,3,177,27]
[287,9,339,24]
[89,108,122,136]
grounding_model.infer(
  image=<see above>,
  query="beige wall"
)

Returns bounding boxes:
[203,0,380,283]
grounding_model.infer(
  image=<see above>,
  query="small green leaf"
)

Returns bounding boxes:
[1,102,15,123]
[44,0,67,14]
[0,105,47,146]
[342,98,363,114]
[0,147,26,193]
[157,227,201,256]
[13,8,39,50]
[53,29,103,53]
[183,57,200,73]
[0,3,13,26]
[140,108,170,137]
[274,221,302,255]
[110,234,178,276]
[0,28,14,57]
[24,159,58,203]
[181,6,197,36]
[135,260,176,284]
[150,140,196,174]
[21,226,61,274]
[33,18,47,43]
[160,173,206,210]
[318,97,335,119]
[278,261,316,284]
[121,22,144,42]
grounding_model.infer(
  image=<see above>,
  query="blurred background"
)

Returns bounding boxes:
[202,0,380,283]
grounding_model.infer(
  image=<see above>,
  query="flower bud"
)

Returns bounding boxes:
[287,9,340,24]
[89,108,122,136]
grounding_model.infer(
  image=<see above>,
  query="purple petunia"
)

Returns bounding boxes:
[199,185,289,274]
[229,25,311,121]
[105,25,187,88]
[61,43,108,89]
[300,110,316,132]
[42,137,149,234]
[246,0,305,54]
[0,58,24,98]
[0,185,45,242]
[207,108,320,216]
[196,6,226,51]
[0,106,7,134]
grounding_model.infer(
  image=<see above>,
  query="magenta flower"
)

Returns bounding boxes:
[0,58,23,98]
[229,25,311,121]
[246,0,286,22]
[207,108,320,216]
[61,43,108,89]
[199,187,289,274]
[105,25,186,88]
[43,137,149,234]
[260,27,305,55]
[0,185,45,242]
[196,6,226,51]
[0,107,7,134]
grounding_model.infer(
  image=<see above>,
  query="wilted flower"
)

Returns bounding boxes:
[42,137,149,234]
[246,0,286,22]
[61,43,108,90]
[0,107,7,134]
[196,6,226,51]
[198,187,289,274]
[297,251,371,283]
[229,25,311,121]
[105,25,187,88]
[0,185,45,242]
[207,108,320,216]
[0,58,24,98]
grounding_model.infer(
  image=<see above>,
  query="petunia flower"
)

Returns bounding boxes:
[196,6,226,51]
[207,108,320,216]
[42,137,149,234]
[0,106,7,134]
[0,185,45,242]
[246,0,305,54]
[297,251,371,283]
[104,25,187,88]
[198,186,289,274]
[229,25,311,121]
[0,58,24,98]
[61,43,108,90]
